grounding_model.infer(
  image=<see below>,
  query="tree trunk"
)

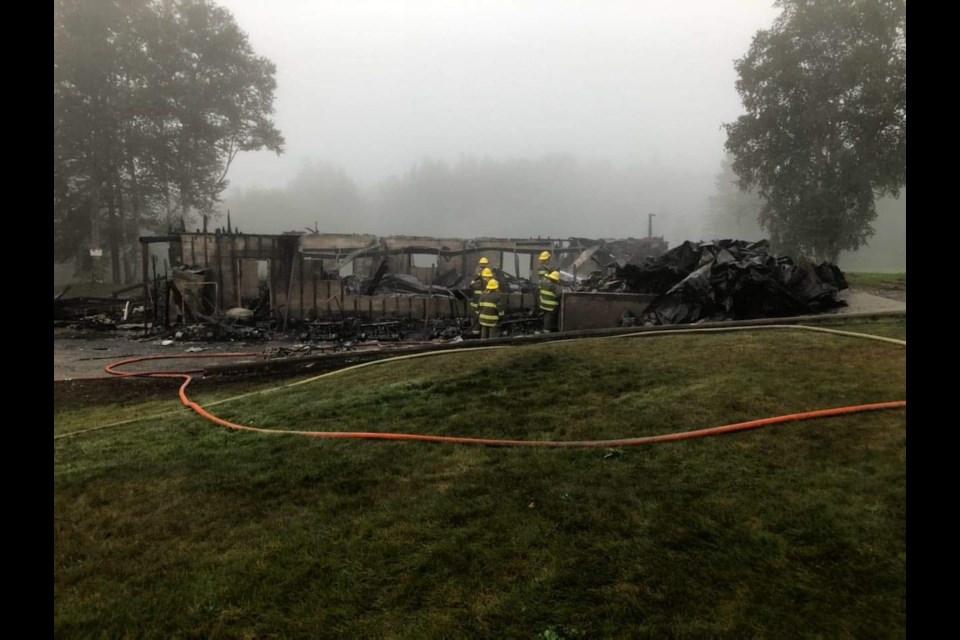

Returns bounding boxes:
[164,182,174,229]
[116,184,133,283]
[90,186,103,283]
[127,160,143,282]
[183,200,197,233]
[108,189,122,285]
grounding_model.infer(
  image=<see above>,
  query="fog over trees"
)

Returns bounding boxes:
[55,0,906,284]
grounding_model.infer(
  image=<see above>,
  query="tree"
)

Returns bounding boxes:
[703,155,766,241]
[151,0,285,228]
[54,0,284,282]
[723,0,905,262]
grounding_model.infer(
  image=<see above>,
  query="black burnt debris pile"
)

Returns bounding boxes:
[54,284,146,330]
[567,236,670,271]
[578,239,847,324]
[168,320,270,342]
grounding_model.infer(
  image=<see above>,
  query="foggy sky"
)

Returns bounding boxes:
[220,0,780,190]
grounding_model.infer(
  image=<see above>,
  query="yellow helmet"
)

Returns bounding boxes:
[486,279,499,291]
[548,271,561,282]
[478,257,489,265]
[481,267,494,278]
[539,251,551,261]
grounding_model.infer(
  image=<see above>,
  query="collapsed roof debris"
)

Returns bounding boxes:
[576,239,847,324]
[53,283,146,329]
[342,273,453,296]
[568,236,670,270]
[58,231,854,349]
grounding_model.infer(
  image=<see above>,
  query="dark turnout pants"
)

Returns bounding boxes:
[543,310,558,332]
[470,307,481,334]
[481,325,497,339]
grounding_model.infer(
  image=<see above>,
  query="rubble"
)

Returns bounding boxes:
[296,318,409,343]
[494,311,545,336]
[485,269,536,293]
[343,273,453,296]
[566,236,670,270]
[577,240,848,324]
[54,297,143,324]
[58,230,856,344]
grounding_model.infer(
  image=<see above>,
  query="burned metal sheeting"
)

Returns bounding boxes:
[618,240,704,293]
[345,266,536,296]
[647,240,847,324]
[580,240,848,324]
[170,267,218,322]
[343,273,454,296]
[486,269,537,293]
[567,236,670,270]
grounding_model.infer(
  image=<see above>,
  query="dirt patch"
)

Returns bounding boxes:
[53,327,273,380]
[858,285,906,303]
[833,289,906,314]
[54,377,185,409]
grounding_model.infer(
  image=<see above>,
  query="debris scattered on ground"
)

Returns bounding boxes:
[578,240,847,324]
[55,235,857,348]
[620,310,638,327]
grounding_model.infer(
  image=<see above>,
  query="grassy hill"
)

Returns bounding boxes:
[54,318,906,638]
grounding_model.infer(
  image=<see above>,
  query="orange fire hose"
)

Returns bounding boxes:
[100,325,906,447]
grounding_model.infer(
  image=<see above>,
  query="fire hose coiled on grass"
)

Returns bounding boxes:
[58,324,905,445]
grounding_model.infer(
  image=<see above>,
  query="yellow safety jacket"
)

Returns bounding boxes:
[470,277,485,310]
[478,290,503,327]
[539,280,561,312]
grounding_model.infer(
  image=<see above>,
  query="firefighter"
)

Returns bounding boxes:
[475,256,489,277]
[478,278,503,339]
[533,251,553,322]
[536,251,552,283]
[469,267,494,335]
[540,270,562,333]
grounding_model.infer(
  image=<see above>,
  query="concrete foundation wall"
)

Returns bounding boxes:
[561,292,658,331]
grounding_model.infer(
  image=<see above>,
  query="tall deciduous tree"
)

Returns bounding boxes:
[703,155,766,241]
[54,0,284,282]
[724,0,905,262]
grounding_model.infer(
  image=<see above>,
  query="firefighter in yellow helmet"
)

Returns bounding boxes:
[536,251,553,283]
[533,250,553,323]
[540,270,562,333]
[474,256,490,277]
[478,278,503,339]
[469,267,494,335]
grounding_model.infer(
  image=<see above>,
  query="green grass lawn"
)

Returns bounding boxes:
[54,319,906,638]
[845,272,906,289]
